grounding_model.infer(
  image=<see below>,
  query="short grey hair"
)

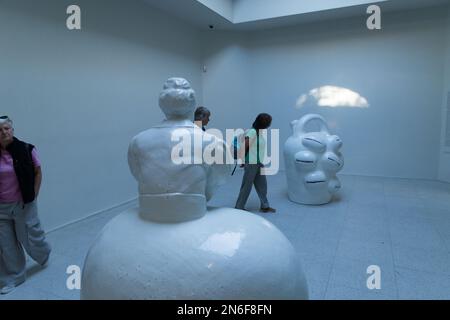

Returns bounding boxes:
[0,116,13,127]
[194,106,210,121]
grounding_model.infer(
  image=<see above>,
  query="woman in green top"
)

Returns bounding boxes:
[235,113,276,213]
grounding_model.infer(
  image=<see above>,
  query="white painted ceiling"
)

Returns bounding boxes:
[143,0,450,30]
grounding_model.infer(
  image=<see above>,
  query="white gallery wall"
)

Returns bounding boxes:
[0,0,203,230]
[1,1,449,231]
[201,32,253,132]
[202,7,447,179]
[438,5,450,183]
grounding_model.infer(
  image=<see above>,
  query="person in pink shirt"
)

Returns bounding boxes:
[0,116,51,295]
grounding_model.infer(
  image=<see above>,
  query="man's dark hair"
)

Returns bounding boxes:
[194,106,210,121]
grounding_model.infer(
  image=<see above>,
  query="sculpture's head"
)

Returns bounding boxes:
[284,114,344,205]
[159,78,196,120]
[128,77,231,222]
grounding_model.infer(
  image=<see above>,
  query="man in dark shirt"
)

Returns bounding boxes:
[194,106,210,131]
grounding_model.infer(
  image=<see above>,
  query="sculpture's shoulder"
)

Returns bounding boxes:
[131,127,160,141]
[129,127,170,150]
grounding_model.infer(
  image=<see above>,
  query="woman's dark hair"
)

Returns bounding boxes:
[252,113,272,132]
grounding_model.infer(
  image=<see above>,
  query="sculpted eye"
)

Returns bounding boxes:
[327,156,341,168]
[294,151,316,167]
[302,137,326,152]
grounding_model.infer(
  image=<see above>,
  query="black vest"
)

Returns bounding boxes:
[1,137,36,204]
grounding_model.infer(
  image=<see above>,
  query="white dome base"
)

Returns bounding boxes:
[81,206,308,300]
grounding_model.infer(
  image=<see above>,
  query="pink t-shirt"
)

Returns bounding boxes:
[0,147,41,202]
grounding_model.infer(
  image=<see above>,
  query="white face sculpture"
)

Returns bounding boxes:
[284,114,344,205]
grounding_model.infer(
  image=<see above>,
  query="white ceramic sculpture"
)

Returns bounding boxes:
[284,114,344,205]
[81,78,308,300]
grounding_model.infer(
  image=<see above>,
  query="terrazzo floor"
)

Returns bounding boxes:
[1,172,450,300]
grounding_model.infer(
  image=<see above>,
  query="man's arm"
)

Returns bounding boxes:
[34,166,42,198]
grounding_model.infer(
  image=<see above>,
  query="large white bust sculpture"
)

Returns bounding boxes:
[81,78,308,299]
[284,114,344,205]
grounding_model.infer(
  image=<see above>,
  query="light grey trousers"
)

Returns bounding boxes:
[235,164,270,210]
[0,201,51,287]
